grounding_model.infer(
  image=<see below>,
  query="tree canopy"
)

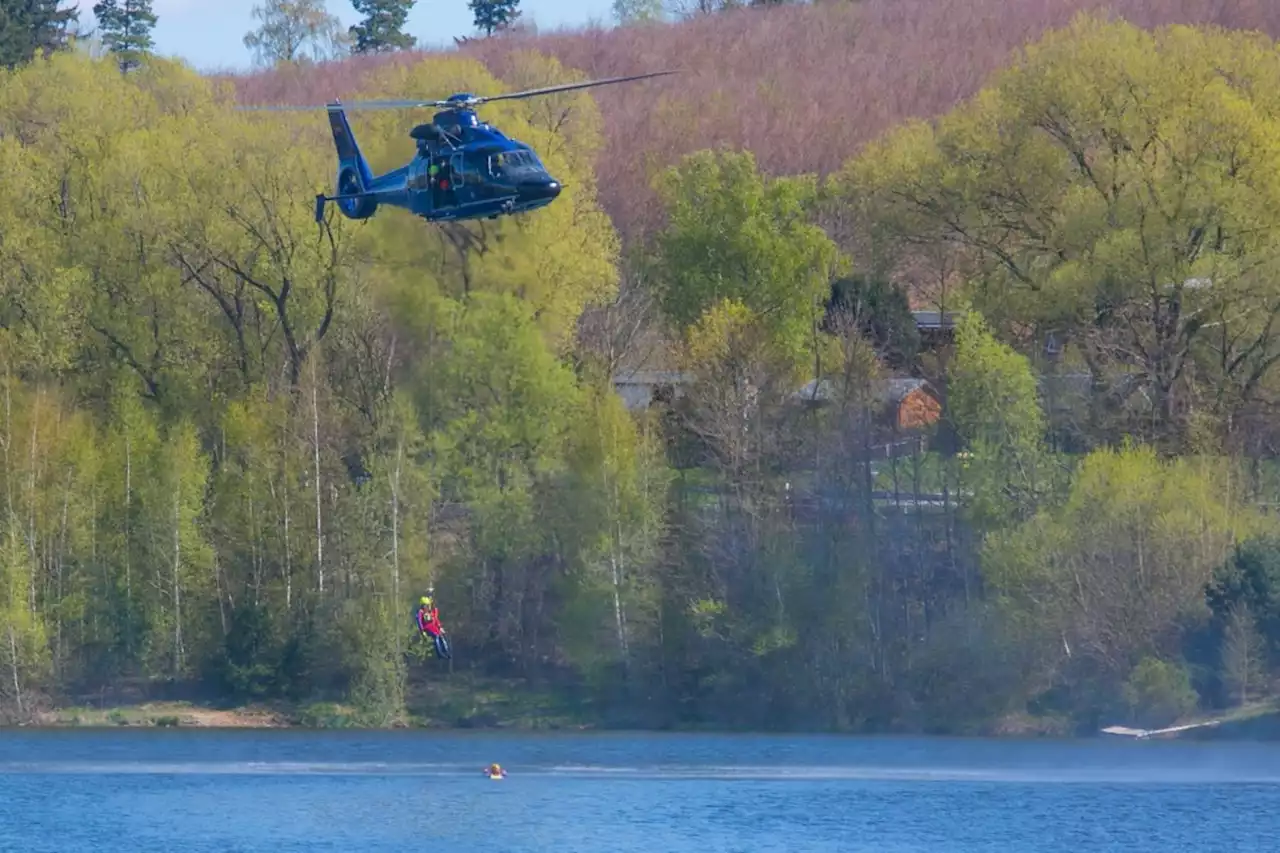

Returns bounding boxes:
[0,0,78,68]
[468,0,520,37]
[348,0,415,53]
[5,16,1280,736]
[244,0,347,66]
[842,14,1280,453]
[92,0,156,71]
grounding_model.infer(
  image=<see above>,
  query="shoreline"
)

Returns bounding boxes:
[23,704,1280,741]
[29,699,601,731]
[23,681,1280,737]
[0,700,1162,737]
[28,673,614,731]
[25,699,1026,733]
[33,703,296,729]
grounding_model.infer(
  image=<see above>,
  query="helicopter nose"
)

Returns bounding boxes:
[519,179,561,203]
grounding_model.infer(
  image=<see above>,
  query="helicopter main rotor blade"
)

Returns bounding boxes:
[235,101,450,112]
[235,104,324,112]
[468,70,677,105]
[325,99,455,110]
[234,70,675,113]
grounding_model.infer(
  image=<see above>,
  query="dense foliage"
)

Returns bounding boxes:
[4,15,1280,736]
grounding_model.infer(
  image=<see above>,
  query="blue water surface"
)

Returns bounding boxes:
[0,729,1275,852]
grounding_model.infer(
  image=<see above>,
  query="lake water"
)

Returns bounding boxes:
[0,730,1276,852]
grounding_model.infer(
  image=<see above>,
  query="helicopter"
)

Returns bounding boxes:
[238,71,675,225]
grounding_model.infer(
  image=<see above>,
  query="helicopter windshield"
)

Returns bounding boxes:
[489,150,543,178]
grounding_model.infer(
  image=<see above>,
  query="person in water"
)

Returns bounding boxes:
[416,594,452,659]
[484,763,506,778]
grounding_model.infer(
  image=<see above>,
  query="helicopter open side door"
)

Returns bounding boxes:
[448,152,474,207]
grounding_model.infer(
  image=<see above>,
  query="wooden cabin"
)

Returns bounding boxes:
[882,378,942,432]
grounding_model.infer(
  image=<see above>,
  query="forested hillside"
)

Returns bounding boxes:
[231,0,1280,241]
[4,8,1280,735]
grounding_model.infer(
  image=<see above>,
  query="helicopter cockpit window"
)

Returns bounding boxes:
[490,150,541,177]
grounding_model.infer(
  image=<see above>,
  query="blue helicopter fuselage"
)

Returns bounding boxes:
[322,102,562,225]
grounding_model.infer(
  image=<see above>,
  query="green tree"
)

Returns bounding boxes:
[843,14,1280,450]
[244,0,347,66]
[948,311,1051,531]
[1122,656,1199,729]
[421,291,583,669]
[651,148,844,374]
[0,0,79,68]
[1220,602,1267,707]
[468,0,519,36]
[91,0,155,72]
[0,530,52,722]
[824,273,919,370]
[612,0,664,25]
[678,298,796,473]
[552,375,670,685]
[983,444,1254,705]
[348,0,415,53]
[1208,536,1280,659]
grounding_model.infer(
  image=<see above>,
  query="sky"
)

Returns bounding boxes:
[72,0,617,72]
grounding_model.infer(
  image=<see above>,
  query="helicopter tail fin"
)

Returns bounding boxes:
[327,104,374,188]
[322,104,378,222]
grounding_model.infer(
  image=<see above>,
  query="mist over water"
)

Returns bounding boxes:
[0,731,1274,852]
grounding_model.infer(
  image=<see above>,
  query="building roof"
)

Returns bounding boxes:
[610,370,940,412]
[612,369,690,386]
[912,310,959,330]
[791,377,936,406]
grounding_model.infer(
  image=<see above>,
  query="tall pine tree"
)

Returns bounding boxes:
[467,0,519,37]
[92,0,156,72]
[348,0,415,53]
[0,0,79,68]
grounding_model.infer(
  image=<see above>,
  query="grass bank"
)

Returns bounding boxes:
[32,673,609,730]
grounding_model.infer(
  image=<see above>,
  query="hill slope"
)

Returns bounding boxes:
[230,0,1280,240]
